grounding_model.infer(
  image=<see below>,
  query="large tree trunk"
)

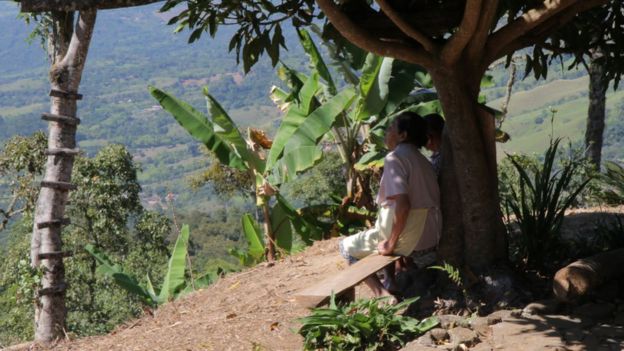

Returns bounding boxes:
[584,47,608,168]
[30,10,97,342]
[436,132,464,268]
[430,65,506,270]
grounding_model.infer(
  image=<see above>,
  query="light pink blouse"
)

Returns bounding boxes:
[376,143,441,250]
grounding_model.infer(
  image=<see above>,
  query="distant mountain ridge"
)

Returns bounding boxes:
[1,2,623,211]
[0,2,302,208]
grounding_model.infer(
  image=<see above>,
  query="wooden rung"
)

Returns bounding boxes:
[49,89,82,100]
[38,283,67,297]
[41,113,81,125]
[37,218,71,229]
[38,251,73,260]
[45,148,80,156]
[41,181,77,191]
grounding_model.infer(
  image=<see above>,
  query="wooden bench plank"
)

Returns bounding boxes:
[295,254,400,308]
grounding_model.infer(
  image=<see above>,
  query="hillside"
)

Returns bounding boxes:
[488,76,624,161]
[0,2,303,210]
[2,2,624,213]
[6,206,624,351]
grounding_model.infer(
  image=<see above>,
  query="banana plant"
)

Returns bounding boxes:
[271,28,440,215]
[228,214,265,266]
[150,76,355,261]
[85,224,218,307]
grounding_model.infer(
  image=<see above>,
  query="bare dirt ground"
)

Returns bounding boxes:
[14,238,370,351]
[8,206,624,351]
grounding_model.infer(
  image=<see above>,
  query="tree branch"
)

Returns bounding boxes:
[485,0,579,62]
[315,0,435,68]
[48,9,98,94]
[375,0,437,53]
[61,9,97,70]
[484,0,607,66]
[441,0,482,65]
[466,0,499,65]
[20,0,162,12]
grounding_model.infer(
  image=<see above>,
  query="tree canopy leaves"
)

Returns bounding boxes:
[162,0,622,82]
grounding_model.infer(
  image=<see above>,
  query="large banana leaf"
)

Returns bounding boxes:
[382,62,425,117]
[145,274,158,303]
[266,73,321,170]
[281,88,356,178]
[299,73,321,115]
[203,88,264,172]
[280,146,324,181]
[270,85,292,112]
[355,150,386,171]
[241,213,265,260]
[158,224,190,303]
[275,193,323,244]
[310,24,359,87]
[354,55,393,121]
[411,100,443,116]
[149,86,246,170]
[276,62,307,98]
[271,201,293,253]
[85,244,155,306]
[298,28,337,96]
[312,23,367,71]
[229,213,265,266]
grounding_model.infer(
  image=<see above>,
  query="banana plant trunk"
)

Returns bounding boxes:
[30,10,96,342]
[430,64,507,270]
[261,201,276,261]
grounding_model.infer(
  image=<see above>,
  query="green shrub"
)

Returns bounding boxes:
[500,138,592,270]
[86,224,224,307]
[565,214,624,259]
[592,214,624,251]
[298,294,438,351]
[599,161,624,205]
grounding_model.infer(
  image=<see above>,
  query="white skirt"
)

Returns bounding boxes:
[340,207,429,259]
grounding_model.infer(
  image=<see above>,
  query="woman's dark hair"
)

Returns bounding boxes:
[424,113,445,137]
[394,112,428,148]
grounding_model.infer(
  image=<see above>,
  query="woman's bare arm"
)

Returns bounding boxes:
[378,194,410,255]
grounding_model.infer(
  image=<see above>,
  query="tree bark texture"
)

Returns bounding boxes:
[31,9,96,342]
[21,0,161,12]
[584,47,608,168]
[436,133,465,268]
[430,65,506,270]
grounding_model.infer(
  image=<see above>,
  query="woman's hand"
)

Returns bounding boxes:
[377,240,395,256]
[380,194,409,257]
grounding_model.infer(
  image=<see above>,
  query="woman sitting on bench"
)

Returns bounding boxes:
[339,112,441,300]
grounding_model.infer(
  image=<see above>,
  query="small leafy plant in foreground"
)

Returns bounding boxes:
[429,262,462,288]
[298,294,438,351]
